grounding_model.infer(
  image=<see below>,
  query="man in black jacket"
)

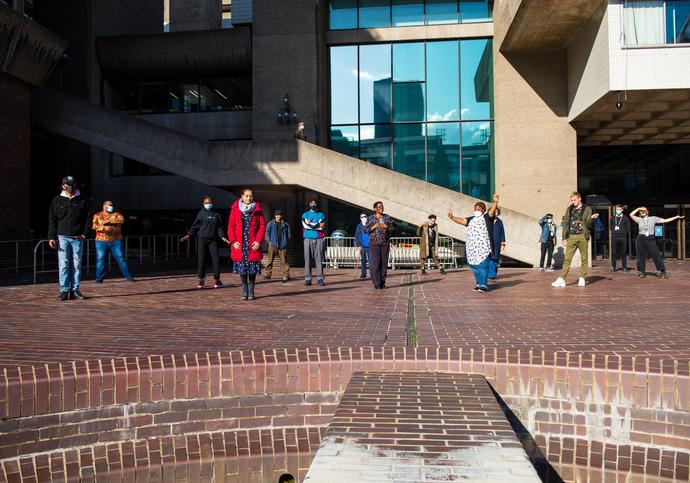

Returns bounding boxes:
[181,196,230,288]
[48,176,92,301]
[609,204,631,272]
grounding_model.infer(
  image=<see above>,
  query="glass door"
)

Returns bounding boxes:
[683,205,690,259]
[662,205,681,259]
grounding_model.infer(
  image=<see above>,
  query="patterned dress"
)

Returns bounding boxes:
[232,212,262,275]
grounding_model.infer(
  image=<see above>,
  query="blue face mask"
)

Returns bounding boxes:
[106,206,115,213]
[204,203,213,210]
[309,204,318,211]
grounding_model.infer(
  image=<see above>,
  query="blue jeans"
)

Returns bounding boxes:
[58,236,83,292]
[488,258,499,279]
[359,246,369,276]
[469,257,490,289]
[96,240,133,282]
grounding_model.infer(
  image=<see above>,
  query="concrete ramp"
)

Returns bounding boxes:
[33,88,542,265]
[304,372,540,482]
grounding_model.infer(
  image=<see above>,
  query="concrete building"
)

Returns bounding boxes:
[1,0,689,263]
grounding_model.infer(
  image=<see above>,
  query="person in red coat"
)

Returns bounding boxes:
[228,189,266,300]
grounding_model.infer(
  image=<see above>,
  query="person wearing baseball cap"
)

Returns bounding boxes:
[48,176,91,301]
[264,209,292,282]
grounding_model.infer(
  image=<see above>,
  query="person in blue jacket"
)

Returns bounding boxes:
[538,213,558,271]
[354,213,369,279]
[488,208,506,280]
[264,209,292,282]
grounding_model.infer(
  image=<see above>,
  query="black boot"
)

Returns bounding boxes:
[248,275,256,300]
[240,275,248,300]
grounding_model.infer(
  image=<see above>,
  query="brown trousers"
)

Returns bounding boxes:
[265,245,290,278]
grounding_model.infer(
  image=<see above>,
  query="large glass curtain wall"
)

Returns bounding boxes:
[329,0,493,29]
[329,39,493,199]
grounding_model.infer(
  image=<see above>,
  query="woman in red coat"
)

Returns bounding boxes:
[228,189,266,300]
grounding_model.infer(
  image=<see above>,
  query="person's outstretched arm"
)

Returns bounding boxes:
[487,193,499,217]
[659,214,685,224]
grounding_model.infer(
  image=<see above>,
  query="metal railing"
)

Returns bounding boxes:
[323,236,465,269]
[31,234,200,284]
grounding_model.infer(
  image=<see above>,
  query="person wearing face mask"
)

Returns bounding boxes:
[609,204,631,273]
[448,194,499,293]
[264,209,292,282]
[181,196,230,288]
[417,215,445,275]
[354,213,370,279]
[365,201,396,289]
[228,189,266,300]
[301,198,326,286]
[488,208,506,280]
[551,191,599,288]
[48,176,92,301]
[538,213,557,271]
[629,206,684,279]
[92,200,134,284]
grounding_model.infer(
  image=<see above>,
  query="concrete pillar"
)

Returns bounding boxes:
[169,0,221,32]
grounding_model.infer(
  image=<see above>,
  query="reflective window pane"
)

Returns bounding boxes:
[426,0,459,24]
[393,83,425,122]
[330,46,359,124]
[199,77,252,111]
[359,0,391,28]
[330,125,360,158]
[392,0,424,26]
[460,39,492,120]
[427,122,460,191]
[392,42,424,81]
[394,124,426,180]
[461,121,492,200]
[460,0,492,22]
[426,41,459,122]
[361,125,393,169]
[329,0,358,30]
[666,0,690,44]
[359,44,392,124]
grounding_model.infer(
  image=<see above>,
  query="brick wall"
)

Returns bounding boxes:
[0,75,31,240]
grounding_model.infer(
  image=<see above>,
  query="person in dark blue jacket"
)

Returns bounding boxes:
[264,210,292,282]
[488,209,506,280]
[354,213,369,279]
[538,213,558,271]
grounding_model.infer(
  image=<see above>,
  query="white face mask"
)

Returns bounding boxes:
[360,217,367,225]
[473,210,483,217]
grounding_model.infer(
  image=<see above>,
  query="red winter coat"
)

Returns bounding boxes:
[228,200,266,262]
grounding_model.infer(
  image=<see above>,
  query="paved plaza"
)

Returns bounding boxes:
[2,262,689,370]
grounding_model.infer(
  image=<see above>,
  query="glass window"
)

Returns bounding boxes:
[199,78,252,111]
[359,0,391,28]
[393,83,425,122]
[426,41,459,122]
[392,0,424,26]
[393,42,424,81]
[460,39,492,120]
[461,121,492,200]
[360,125,393,168]
[141,82,170,113]
[624,1,665,45]
[427,122,460,190]
[329,0,358,30]
[169,80,201,113]
[359,44,392,124]
[426,0,459,24]
[111,82,140,112]
[330,46,359,124]
[394,124,426,180]
[460,0,492,22]
[330,125,360,158]
[666,0,690,44]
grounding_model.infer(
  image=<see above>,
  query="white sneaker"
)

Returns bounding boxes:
[578,277,586,287]
[551,277,566,288]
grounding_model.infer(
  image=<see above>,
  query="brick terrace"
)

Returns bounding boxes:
[1,262,689,368]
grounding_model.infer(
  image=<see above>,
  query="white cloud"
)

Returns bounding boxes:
[427,109,458,122]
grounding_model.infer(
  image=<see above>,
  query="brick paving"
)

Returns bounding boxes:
[304,371,540,482]
[1,262,689,369]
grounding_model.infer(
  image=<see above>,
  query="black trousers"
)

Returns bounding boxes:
[197,238,220,279]
[611,237,628,269]
[539,242,554,268]
[635,235,665,273]
[368,244,390,288]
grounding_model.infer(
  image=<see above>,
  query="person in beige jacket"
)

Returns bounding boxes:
[417,215,445,275]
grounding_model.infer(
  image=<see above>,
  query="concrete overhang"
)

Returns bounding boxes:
[500,0,605,51]
[96,27,251,81]
[573,89,690,146]
[0,5,67,86]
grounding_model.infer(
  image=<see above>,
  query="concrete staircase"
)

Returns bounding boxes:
[33,88,542,266]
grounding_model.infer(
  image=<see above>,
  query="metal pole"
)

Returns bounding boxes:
[153,236,156,263]
[165,235,169,261]
[15,241,19,274]
[140,236,143,265]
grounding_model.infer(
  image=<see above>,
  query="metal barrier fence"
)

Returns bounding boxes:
[31,234,198,284]
[323,237,465,269]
